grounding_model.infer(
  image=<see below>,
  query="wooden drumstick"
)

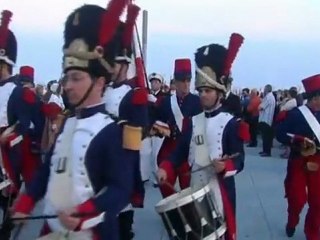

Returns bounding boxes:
[152,172,178,194]
[185,152,240,176]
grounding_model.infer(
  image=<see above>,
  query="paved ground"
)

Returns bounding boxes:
[1,140,308,240]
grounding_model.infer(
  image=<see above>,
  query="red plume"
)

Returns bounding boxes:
[122,4,140,49]
[223,33,244,77]
[0,10,13,48]
[98,0,128,47]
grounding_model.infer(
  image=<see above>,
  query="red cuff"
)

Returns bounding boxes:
[238,121,250,142]
[13,194,35,214]
[77,199,97,214]
[23,88,36,104]
[159,160,174,174]
[6,133,23,147]
[291,135,305,144]
[131,192,144,208]
[132,88,148,105]
[223,159,237,177]
[75,199,99,231]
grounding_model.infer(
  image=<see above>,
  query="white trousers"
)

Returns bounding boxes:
[140,138,153,181]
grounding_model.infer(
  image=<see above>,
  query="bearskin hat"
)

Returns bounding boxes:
[195,33,244,92]
[0,10,17,66]
[195,44,228,92]
[62,0,128,79]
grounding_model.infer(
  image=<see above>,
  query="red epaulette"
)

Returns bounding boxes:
[132,87,148,105]
[22,88,36,104]
[41,102,62,119]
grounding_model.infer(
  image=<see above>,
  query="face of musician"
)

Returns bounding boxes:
[111,62,129,83]
[308,95,320,111]
[63,69,105,108]
[198,87,222,110]
[0,61,12,81]
[150,79,162,92]
[175,79,190,97]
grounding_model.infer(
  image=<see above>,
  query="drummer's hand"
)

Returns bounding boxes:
[11,212,29,225]
[0,133,11,144]
[58,208,80,231]
[157,168,167,183]
[303,137,315,148]
[213,160,226,173]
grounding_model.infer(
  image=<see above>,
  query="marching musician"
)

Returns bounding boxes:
[12,2,137,240]
[0,10,18,237]
[155,59,202,197]
[192,40,245,240]
[276,75,320,240]
[0,11,45,239]
[147,73,167,186]
[103,4,148,240]
[158,35,245,240]
[16,66,45,157]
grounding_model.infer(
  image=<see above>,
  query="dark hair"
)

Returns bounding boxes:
[288,88,297,98]
[242,88,249,94]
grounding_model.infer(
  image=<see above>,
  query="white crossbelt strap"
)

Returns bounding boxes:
[170,94,184,132]
[298,105,320,143]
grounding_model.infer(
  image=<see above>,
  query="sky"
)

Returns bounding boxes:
[2,0,320,91]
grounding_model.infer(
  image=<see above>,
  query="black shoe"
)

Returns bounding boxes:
[259,151,265,155]
[0,218,14,240]
[285,225,295,237]
[247,143,257,147]
[260,152,271,157]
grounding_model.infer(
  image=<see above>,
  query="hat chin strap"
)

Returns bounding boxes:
[195,67,226,92]
[72,80,95,109]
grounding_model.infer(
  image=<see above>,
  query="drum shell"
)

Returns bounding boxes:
[156,185,224,240]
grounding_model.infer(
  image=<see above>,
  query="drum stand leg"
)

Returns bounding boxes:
[204,191,226,240]
[163,212,180,240]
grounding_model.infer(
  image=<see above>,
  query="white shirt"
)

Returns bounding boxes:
[280,98,297,111]
[48,94,65,110]
[259,92,276,126]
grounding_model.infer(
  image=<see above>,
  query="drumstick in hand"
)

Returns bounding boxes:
[188,152,240,175]
[152,172,177,193]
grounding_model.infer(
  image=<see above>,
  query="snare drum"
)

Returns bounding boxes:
[155,184,226,240]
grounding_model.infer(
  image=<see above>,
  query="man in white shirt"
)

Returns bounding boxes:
[258,84,276,157]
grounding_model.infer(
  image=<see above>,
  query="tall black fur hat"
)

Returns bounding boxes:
[195,33,244,92]
[62,0,128,79]
[195,44,228,92]
[0,10,17,66]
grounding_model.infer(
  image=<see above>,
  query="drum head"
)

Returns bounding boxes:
[155,184,210,213]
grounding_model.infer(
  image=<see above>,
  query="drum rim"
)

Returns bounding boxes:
[155,184,211,213]
[203,222,227,240]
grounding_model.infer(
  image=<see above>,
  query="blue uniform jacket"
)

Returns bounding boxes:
[156,93,202,167]
[276,106,320,159]
[206,108,245,212]
[21,104,136,240]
